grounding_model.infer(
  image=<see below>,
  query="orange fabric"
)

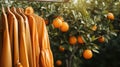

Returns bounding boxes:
[11,7,29,67]
[17,8,33,67]
[32,14,42,67]
[0,7,12,67]
[41,19,54,67]
[25,6,54,67]
[26,14,39,67]
[7,7,19,66]
[6,7,14,53]
[33,14,54,67]
[0,7,54,67]
[0,13,3,62]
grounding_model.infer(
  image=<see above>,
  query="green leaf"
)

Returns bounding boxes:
[92,49,99,53]
[68,45,73,52]
[110,32,117,36]
[91,35,96,41]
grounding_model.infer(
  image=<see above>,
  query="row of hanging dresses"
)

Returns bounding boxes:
[0,6,54,67]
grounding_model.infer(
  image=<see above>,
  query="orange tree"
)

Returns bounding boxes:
[39,1,117,67]
[2,0,120,67]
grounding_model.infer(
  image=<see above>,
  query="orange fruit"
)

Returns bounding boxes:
[56,60,62,66]
[60,22,69,32]
[69,36,77,45]
[83,49,93,59]
[52,18,62,28]
[57,16,64,22]
[25,6,34,15]
[107,13,114,20]
[59,46,65,52]
[78,36,84,44]
[98,36,105,43]
[92,25,97,31]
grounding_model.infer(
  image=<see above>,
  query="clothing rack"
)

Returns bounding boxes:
[0,3,55,67]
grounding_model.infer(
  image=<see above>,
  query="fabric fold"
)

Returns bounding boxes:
[26,14,38,67]
[6,7,19,66]
[33,14,54,67]
[11,7,29,67]
[16,8,33,67]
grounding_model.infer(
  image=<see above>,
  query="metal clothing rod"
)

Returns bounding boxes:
[17,0,70,2]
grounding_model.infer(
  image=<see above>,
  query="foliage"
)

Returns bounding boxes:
[0,0,120,67]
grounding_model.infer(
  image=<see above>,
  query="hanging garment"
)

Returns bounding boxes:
[10,7,29,67]
[0,6,12,67]
[6,7,20,66]
[33,14,54,67]
[32,14,42,67]
[25,11,40,67]
[40,17,54,67]
[6,7,14,55]
[25,6,54,67]
[16,8,33,67]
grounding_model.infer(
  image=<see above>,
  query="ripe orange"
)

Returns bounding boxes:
[98,36,105,43]
[52,18,62,28]
[60,22,69,32]
[25,6,34,15]
[78,36,84,44]
[83,49,93,59]
[56,60,62,66]
[59,46,65,52]
[57,16,64,22]
[92,25,97,31]
[69,36,77,45]
[107,13,114,20]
